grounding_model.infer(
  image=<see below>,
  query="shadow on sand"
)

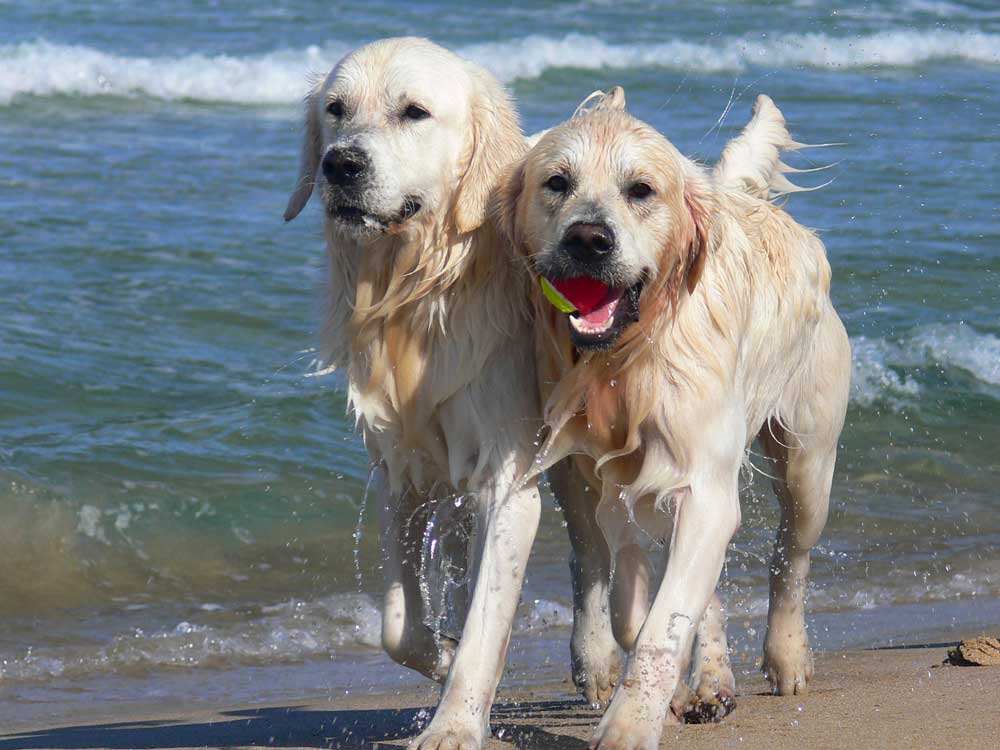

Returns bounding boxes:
[0,700,593,750]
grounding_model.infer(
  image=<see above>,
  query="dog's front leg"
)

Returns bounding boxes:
[410,477,541,750]
[590,477,740,750]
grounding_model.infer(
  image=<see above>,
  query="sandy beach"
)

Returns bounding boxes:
[3,639,996,750]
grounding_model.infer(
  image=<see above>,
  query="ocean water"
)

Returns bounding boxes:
[2,0,999,729]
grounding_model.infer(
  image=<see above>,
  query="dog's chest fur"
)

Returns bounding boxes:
[537,194,833,500]
[321,225,539,495]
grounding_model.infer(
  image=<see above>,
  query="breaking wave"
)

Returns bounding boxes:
[0,595,573,684]
[5,573,994,685]
[2,30,998,106]
[729,567,1000,618]
[0,594,380,682]
[850,323,1000,409]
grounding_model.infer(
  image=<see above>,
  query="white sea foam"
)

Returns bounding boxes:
[850,335,923,408]
[839,0,1000,21]
[0,592,575,683]
[76,504,108,543]
[516,598,574,631]
[809,568,999,612]
[910,323,1000,386]
[0,39,348,106]
[2,565,995,684]
[2,30,999,106]
[464,29,1000,81]
[849,323,1000,409]
[725,567,999,619]
[0,593,381,682]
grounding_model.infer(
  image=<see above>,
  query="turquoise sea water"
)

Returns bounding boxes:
[1,0,998,728]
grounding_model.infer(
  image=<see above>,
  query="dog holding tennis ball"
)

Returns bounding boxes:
[498,90,850,749]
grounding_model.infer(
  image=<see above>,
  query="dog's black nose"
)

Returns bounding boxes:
[322,147,369,186]
[561,222,616,263]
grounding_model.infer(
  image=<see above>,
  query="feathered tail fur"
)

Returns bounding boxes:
[714,94,837,201]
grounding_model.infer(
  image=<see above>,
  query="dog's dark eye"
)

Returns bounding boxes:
[628,182,653,200]
[403,104,431,121]
[545,175,569,193]
[326,100,345,118]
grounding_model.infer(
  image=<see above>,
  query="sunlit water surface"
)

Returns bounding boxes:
[1,0,998,728]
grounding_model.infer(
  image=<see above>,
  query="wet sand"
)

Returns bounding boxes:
[2,640,997,750]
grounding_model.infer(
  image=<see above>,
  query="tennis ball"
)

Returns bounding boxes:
[540,277,577,313]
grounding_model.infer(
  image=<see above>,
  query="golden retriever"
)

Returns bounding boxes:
[284,37,541,750]
[496,93,851,749]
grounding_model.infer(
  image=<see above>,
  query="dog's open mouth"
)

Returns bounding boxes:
[332,198,422,230]
[542,276,642,350]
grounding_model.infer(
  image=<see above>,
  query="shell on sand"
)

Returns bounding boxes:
[945,636,1000,666]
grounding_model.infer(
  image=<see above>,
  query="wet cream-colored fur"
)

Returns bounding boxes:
[498,99,850,750]
[285,38,540,750]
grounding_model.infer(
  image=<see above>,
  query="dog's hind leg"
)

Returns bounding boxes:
[550,458,620,708]
[759,317,850,695]
[758,420,830,695]
[379,469,456,683]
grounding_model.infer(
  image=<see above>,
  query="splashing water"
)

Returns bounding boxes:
[353,466,378,596]
[419,495,479,642]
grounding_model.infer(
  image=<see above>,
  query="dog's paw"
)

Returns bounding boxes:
[572,630,621,708]
[683,646,736,721]
[575,664,618,710]
[762,624,813,696]
[589,687,674,750]
[671,682,736,725]
[409,717,484,750]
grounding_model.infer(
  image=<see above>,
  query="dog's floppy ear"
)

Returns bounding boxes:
[682,168,714,294]
[284,87,323,222]
[451,68,526,235]
[492,158,526,247]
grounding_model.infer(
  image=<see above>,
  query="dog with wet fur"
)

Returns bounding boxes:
[284,36,549,750]
[495,91,850,749]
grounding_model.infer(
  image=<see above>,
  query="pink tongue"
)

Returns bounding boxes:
[550,277,611,315]
[580,297,619,325]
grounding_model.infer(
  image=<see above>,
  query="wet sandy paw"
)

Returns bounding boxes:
[409,718,484,750]
[589,691,673,750]
[671,684,737,724]
[573,642,621,708]
[763,626,813,695]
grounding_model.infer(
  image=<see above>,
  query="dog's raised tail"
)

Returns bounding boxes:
[714,94,838,201]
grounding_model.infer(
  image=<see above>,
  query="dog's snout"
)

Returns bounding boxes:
[322,147,370,186]
[560,222,616,263]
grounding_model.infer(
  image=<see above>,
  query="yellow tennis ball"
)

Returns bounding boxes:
[540,277,577,313]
